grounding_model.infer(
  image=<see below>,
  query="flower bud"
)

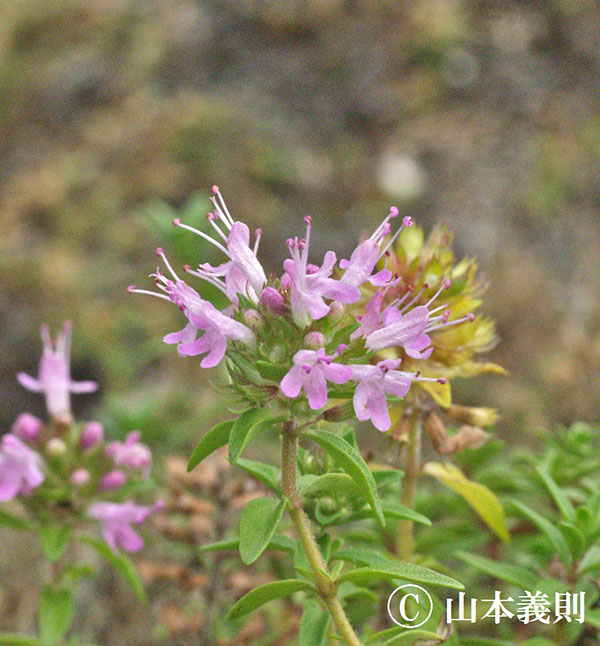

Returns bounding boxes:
[98,470,127,491]
[81,421,104,449]
[12,413,42,444]
[70,468,90,487]
[243,309,262,330]
[304,331,325,349]
[259,287,286,315]
[451,425,490,451]
[322,401,354,422]
[446,405,499,428]
[424,412,453,454]
[328,301,346,322]
[46,438,67,457]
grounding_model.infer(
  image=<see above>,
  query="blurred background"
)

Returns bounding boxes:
[1,0,600,640]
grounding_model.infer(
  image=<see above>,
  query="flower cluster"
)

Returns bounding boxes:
[132,187,477,432]
[2,322,160,552]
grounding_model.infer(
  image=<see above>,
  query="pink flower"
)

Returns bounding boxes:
[173,186,266,304]
[12,413,42,444]
[80,421,104,449]
[284,217,361,326]
[340,209,412,289]
[129,250,255,369]
[280,348,353,410]
[350,359,443,431]
[105,432,151,477]
[0,434,44,501]
[356,280,475,357]
[17,322,97,423]
[88,500,160,553]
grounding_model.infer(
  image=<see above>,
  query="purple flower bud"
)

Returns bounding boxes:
[81,421,103,449]
[12,413,42,444]
[98,470,127,491]
[70,468,90,487]
[304,331,325,349]
[259,287,286,315]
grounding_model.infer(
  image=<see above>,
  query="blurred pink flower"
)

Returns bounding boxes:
[0,434,44,501]
[12,413,42,444]
[17,322,97,423]
[105,432,151,477]
[98,470,127,491]
[80,421,104,450]
[88,500,160,553]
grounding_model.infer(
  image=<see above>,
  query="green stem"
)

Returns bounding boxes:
[397,411,422,560]
[281,423,361,646]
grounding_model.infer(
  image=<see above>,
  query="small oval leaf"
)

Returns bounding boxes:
[227,579,316,620]
[239,497,286,565]
[229,409,287,464]
[187,419,234,472]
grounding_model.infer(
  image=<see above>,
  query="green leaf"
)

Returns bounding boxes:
[577,545,600,575]
[346,502,431,526]
[372,470,403,488]
[0,636,41,646]
[78,535,146,601]
[227,579,316,620]
[455,551,538,590]
[535,467,576,522]
[39,586,74,646]
[299,603,330,646]
[301,473,360,498]
[424,462,510,543]
[509,499,572,567]
[557,521,585,558]
[199,534,295,554]
[40,525,72,563]
[305,430,384,527]
[255,360,288,382]
[0,509,31,531]
[236,458,281,493]
[229,408,287,464]
[334,549,463,590]
[239,497,286,565]
[187,419,234,471]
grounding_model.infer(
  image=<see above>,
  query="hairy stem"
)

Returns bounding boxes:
[397,411,422,560]
[281,423,361,646]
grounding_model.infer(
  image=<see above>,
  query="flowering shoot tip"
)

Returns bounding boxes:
[437,378,447,384]
[127,285,136,293]
[389,206,399,217]
[212,185,219,194]
[444,278,452,289]
[155,247,164,257]
[304,215,312,224]
[403,216,413,227]
[467,312,475,321]
[173,218,181,226]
